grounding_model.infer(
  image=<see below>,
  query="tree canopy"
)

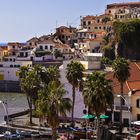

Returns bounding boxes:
[113,19,140,59]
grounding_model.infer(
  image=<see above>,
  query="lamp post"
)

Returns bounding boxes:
[117,95,131,139]
[0,100,9,125]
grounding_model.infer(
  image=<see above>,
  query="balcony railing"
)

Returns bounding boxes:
[115,105,132,112]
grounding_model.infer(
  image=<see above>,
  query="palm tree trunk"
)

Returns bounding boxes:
[28,96,32,125]
[26,95,32,124]
[29,98,33,125]
[71,86,75,123]
[52,127,57,140]
[119,82,123,134]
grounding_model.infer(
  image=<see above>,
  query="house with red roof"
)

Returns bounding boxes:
[106,62,140,125]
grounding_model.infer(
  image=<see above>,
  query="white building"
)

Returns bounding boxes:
[37,40,55,52]
[0,61,32,81]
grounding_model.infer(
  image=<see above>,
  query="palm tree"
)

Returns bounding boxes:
[83,71,114,140]
[19,65,61,124]
[112,57,130,133]
[36,81,72,140]
[46,66,60,84]
[19,66,41,124]
[66,61,84,122]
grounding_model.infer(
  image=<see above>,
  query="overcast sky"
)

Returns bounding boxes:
[0,0,139,42]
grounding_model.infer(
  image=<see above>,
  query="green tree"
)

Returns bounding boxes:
[54,49,63,59]
[36,81,72,140]
[19,65,60,124]
[83,71,113,140]
[66,61,84,122]
[19,66,41,124]
[113,19,140,59]
[112,57,130,133]
[45,66,60,85]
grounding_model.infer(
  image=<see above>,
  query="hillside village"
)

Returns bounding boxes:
[0,2,140,82]
[1,1,140,129]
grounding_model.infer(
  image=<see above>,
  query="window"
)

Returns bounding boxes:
[83,21,86,26]
[137,114,140,120]
[20,52,24,57]
[114,112,120,122]
[121,98,125,105]
[88,21,91,25]
[25,52,28,57]
[40,45,43,50]
[61,35,65,39]
[123,118,129,127]
[50,46,53,50]
[95,27,98,29]
[45,46,48,49]
[10,65,13,67]
[13,46,15,49]
[136,99,140,108]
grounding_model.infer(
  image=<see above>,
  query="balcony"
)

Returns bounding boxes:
[114,105,132,112]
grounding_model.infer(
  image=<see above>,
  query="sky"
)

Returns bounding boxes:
[0,0,139,42]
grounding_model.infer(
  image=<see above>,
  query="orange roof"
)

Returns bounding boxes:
[83,38,103,42]
[106,62,140,95]
[0,47,3,51]
[38,39,55,44]
[55,43,70,49]
[27,37,39,42]
[82,15,96,20]
[56,26,69,29]
[8,42,20,46]
[0,46,8,51]
[107,2,140,9]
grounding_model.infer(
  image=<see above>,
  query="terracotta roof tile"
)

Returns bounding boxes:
[0,48,3,51]
[82,15,96,20]
[107,2,140,9]
[106,62,140,95]
[55,43,70,49]
[38,39,55,44]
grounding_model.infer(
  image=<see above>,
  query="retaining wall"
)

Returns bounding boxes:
[0,81,21,92]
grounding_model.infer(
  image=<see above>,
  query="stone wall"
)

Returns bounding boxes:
[0,81,21,92]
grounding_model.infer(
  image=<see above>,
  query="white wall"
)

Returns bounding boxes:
[37,43,55,51]
[0,61,32,81]
[59,64,86,118]
[0,67,19,81]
